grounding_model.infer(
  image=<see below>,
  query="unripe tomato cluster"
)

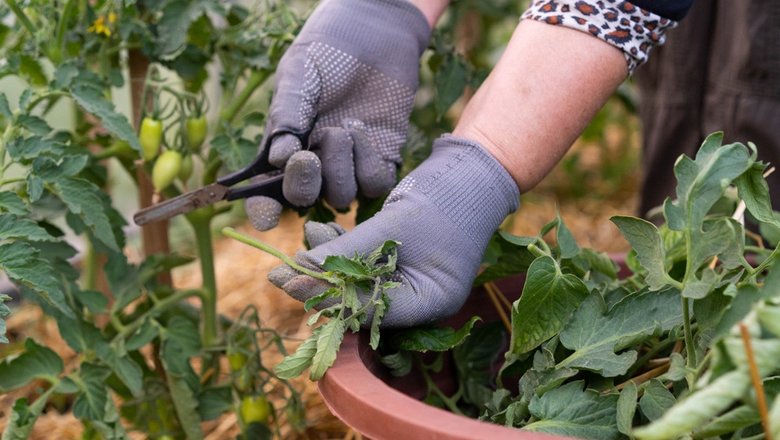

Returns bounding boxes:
[138,115,206,192]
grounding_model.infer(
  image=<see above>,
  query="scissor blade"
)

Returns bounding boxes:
[133,183,229,225]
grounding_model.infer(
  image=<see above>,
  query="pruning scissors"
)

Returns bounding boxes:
[133,129,307,226]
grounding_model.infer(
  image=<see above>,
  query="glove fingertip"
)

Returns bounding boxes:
[268,134,302,168]
[283,151,322,207]
[304,221,344,248]
[245,196,283,231]
[268,264,298,288]
[281,274,333,303]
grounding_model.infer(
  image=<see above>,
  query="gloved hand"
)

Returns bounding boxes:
[245,0,432,231]
[268,135,520,328]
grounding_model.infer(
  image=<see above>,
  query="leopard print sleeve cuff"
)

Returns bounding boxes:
[521,0,677,74]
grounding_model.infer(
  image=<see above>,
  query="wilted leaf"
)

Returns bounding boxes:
[310,319,347,380]
[275,327,320,379]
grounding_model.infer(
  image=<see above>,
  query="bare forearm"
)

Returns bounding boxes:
[453,19,626,192]
[407,0,450,27]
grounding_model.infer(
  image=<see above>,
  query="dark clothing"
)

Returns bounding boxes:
[635,0,780,217]
[632,0,694,20]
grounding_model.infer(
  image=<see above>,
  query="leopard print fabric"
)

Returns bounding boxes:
[522,0,677,74]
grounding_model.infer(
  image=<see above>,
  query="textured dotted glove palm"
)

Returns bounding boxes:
[269,136,520,328]
[246,0,431,230]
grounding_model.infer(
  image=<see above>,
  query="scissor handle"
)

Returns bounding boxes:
[217,128,310,187]
[224,172,286,202]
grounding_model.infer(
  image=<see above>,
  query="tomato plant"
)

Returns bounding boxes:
[373,134,780,439]
[0,1,308,438]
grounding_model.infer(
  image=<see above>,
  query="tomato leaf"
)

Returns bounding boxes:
[389,315,481,353]
[0,214,56,242]
[611,216,671,289]
[524,381,619,440]
[639,379,676,421]
[72,363,111,421]
[274,327,321,380]
[0,294,9,344]
[0,339,63,392]
[211,133,256,172]
[633,371,751,440]
[0,242,72,318]
[557,288,683,377]
[616,381,637,436]
[0,191,28,216]
[509,256,589,355]
[310,319,347,380]
[52,177,119,251]
[156,0,210,60]
[70,83,140,152]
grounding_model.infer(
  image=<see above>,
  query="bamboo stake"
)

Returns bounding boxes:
[484,282,511,333]
[739,323,772,440]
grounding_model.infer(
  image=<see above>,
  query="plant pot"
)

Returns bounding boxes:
[319,276,551,439]
[319,255,630,439]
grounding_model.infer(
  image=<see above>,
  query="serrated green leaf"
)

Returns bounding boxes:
[0,192,28,215]
[771,394,780,440]
[0,339,63,392]
[634,371,750,440]
[510,256,589,355]
[125,319,158,351]
[16,115,50,135]
[211,133,256,172]
[322,255,371,280]
[611,216,670,290]
[77,290,108,314]
[26,175,43,202]
[70,83,140,151]
[558,288,683,377]
[379,351,412,377]
[390,315,481,353]
[475,231,535,285]
[1,395,51,440]
[369,296,387,350]
[0,214,56,242]
[274,327,321,379]
[303,287,339,312]
[7,136,66,161]
[691,405,760,438]
[433,54,468,119]
[0,93,11,119]
[454,322,506,407]
[616,381,637,436]
[164,315,202,358]
[33,155,89,181]
[198,386,233,421]
[556,214,579,258]
[664,133,751,230]
[525,381,619,440]
[639,379,676,421]
[157,0,209,59]
[0,242,71,317]
[735,161,779,227]
[165,370,204,440]
[73,363,111,421]
[52,177,119,251]
[310,319,347,380]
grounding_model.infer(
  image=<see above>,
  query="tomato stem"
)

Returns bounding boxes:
[220,70,272,124]
[190,213,219,348]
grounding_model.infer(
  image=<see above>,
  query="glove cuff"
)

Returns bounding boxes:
[298,0,432,88]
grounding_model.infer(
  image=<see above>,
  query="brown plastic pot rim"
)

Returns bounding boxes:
[318,332,574,440]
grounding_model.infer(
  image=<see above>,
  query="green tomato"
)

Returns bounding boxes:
[228,351,248,372]
[240,395,271,425]
[152,150,183,192]
[185,116,207,151]
[140,117,163,161]
[178,154,194,182]
[109,140,136,160]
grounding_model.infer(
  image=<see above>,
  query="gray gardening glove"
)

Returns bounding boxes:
[268,135,520,328]
[245,0,431,231]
